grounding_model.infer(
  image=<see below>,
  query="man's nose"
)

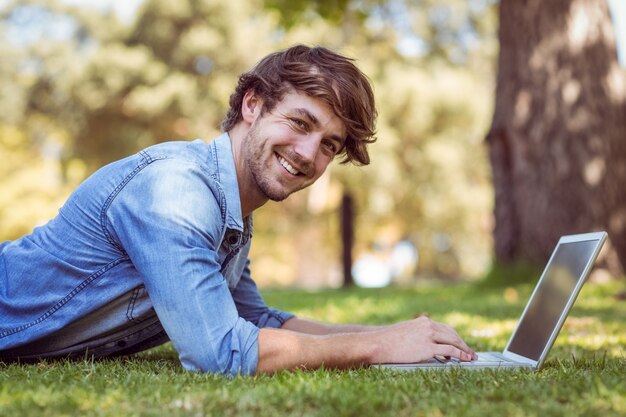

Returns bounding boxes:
[293,134,321,162]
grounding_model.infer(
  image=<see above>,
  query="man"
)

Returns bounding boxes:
[0,45,476,375]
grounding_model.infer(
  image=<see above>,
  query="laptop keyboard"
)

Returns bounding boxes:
[476,352,507,362]
[434,352,507,364]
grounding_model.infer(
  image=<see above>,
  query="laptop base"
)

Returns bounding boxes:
[378,352,536,370]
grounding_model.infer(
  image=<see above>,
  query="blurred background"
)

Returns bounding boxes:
[1,0,625,288]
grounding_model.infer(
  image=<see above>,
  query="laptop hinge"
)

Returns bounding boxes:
[502,350,538,366]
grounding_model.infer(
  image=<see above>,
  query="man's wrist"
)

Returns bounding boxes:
[353,330,382,365]
[324,330,380,367]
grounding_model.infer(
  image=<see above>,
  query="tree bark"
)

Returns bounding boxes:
[487,0,626,276]
[341,192,355,287]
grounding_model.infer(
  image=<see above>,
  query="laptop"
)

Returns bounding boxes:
[381,231,607,371]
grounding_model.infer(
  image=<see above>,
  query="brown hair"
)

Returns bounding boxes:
[221,45,377,165]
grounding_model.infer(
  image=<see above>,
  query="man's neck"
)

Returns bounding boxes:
[227,124,268,218]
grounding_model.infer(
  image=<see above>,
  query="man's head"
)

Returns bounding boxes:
[222,45,377,165]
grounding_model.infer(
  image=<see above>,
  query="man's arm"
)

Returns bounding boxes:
[256,315,477,373]
[280,317,380,335]
[230,261,296,328]
[229,252,474,373]
[109,160,260,375]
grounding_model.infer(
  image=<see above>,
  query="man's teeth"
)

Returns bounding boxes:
[278,156,300,175]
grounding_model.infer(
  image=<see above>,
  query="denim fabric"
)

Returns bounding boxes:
[0,133,294,375]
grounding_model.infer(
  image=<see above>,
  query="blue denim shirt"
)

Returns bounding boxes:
[0,133,294,375]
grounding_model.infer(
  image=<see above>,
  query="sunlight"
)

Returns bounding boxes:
[443,312,517,342]
[583,157,606,187]
[568,2,594,53]
[292,296,404,324]
[513,90,531,126]
[562,79,581,104]
[606,61,626,102]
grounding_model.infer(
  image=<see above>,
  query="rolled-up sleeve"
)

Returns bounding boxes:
[107,159,260,376]
[231,261,295,328]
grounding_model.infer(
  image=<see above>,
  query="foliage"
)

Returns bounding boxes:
[480,260,544,288]
[0,123,83,239]
[266,0,498,65]
[0,0,498,284]
[1,282,624,416]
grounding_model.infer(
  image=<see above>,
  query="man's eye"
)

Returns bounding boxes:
[322,140,338,155]
[290,118,308,130]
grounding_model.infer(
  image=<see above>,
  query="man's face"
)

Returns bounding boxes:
[242,90,346,202]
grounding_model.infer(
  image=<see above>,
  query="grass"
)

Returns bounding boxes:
[1,281,625,417]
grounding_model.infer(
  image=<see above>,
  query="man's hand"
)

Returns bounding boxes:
[366,315,477,364]
[256,315,476,374]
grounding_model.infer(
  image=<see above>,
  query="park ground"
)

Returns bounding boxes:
[1,281,624,417]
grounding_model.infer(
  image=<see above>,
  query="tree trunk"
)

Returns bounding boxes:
[487,0,626,276]
[341,192,355,287]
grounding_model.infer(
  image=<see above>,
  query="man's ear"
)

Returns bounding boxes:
[241,90,262,124]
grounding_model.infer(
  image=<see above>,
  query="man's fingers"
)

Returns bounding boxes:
[427,324,476,359]
[429,323,475,357]
[409,316,477,361]
[433,345,473,362]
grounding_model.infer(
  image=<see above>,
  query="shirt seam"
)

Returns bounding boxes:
[211,134,244,232]
[0,257,128,339]
[207,140,229,234]
[126,286,147,324]
[99,150,166,252]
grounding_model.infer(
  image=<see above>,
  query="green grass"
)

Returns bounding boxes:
[1,282,625,417]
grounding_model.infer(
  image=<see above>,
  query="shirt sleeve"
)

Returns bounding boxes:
[230,260,295,328]
[106,158,260,376]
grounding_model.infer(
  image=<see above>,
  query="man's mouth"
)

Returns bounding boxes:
[277,154,301,176]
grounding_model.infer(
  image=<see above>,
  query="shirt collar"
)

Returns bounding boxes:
[212,132,248,233]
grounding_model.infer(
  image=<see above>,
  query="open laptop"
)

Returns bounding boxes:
[381,231,607,371]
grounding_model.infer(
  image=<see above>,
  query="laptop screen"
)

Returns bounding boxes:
[506,239,599,361]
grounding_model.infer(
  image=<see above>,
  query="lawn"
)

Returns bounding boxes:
[1,281,624,417]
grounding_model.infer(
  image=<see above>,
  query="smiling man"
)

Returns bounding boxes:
[233,90,343,210]
[0,45,476,375]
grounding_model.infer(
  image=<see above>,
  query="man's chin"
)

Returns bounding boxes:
[255,183,289,202]
[253,175,310,202]
[263,189,291,202]
[261,184,305,202]
[268,195,289,203]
